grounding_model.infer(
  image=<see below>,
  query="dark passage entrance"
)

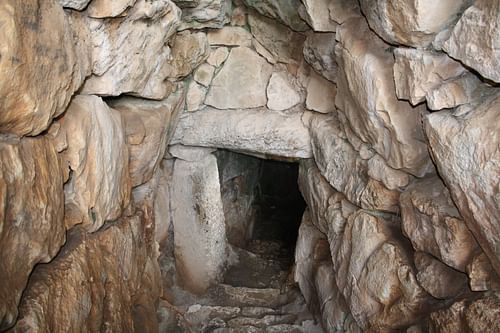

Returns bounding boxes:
[216,151,306,289]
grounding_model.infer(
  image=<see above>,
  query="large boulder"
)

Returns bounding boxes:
[0,137,65,330]
[0,0,88,136]
[424,91,500,275]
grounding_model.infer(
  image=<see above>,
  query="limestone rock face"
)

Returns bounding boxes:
[205,47,273,109]
[327,0,361,25]
[81,0,181,99]
[172,107,312,159]
[167,30,210,80]
[109,90,185,187]
[424,92,500,275]
[305,71,336,114]
[359,0,473,47]
[242,0,309,31]
[333,211,431,330]
[400,177,479,272]
[309,114,400,213]
[266,72,301,111]
[86,0,137,18]
[52,95,131,232]
[0,0,87,136]
[0,137,64,330]
[443,0,500,83]
[336,18,431,176]
[58,0,92,10]
[303,32,337,83]
[178,0,231,30]
[248,13,306,65]
[171,152,227,293]
[12,214,161,333]
[299,0,337,32]
[429,293,500,332]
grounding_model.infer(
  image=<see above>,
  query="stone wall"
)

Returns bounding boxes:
[0,0,498,332]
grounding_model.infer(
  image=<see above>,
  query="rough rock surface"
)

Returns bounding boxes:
[0,0,87,136]
[303,33,337,83]
[86,0,137,18]
[206,47,273,109]
[172,107,312,159]
[171,152,227,293]
[443,0,500,83]
[207,26,252,46]
[52,95,131,232]
[178,0,232,30]
[0,137,65,330]
[266,72,301,111]
[11,214,161,333]
[336,18,431,176]
[299,0,337,32]
[167,30,210,80]
[242,0,309,31]
[58,0,92,10]
[81,0,181,99]
[424,92,500,275]
[305,71,336,114]
[360,0,473,47]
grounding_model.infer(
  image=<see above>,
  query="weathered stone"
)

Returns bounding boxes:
[414,252,468,299]
[109,90,185,187]
[58,0,92,10]
[308,114,400,212]
[303,32,337,83]
[242,0,309,31]
[172,107,312,159]
[154,160,174,245]
[207,26,252,46]
[393,48,467,106]
[299,0,337,32]
[443,0,500,83]
[205,47,273,109]
[81,0,180,99]
[186,80,207,111]
[194,63,216,87]
[327,0,361,25]
[266,72,301,111]
[0,0,88,136]
[11,214,161,333]
[305,71,336,114]
[336,18,431,176]
[367,154,411,190]
[429,293,500,332]
[426,73,484,111]
[467,253,500,292]
[231,4,247,26]
[360,0,473,47]
[171,153,227,293]
[424,91,500,275]
[0,137,64,330]
[207,47,230,67]
[52,95,131,232]
[400,176,479,272]
[166,30,210,80]
[169,145,216,162]
[248,13,306,65]
[334,211,432,330]
[86,0,136,18]
[178,0,232,30]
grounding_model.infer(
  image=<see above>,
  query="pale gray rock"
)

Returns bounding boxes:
[299,0,337,32]
[252,39,277,65]
[169,145,216,162]
[360,0,473,47]
[336,18,431,176]
[242,0,309,31]
[172,107,312,159]
[207,47,230,67]
[205,47,273,109]
[166,30,210,80]
[303,32,337,83]
[400,176,479,272]
[52,95,131,232]
[109,90,185,187]
[443,0,500,83]
[248,13,306,65]
[308,114,400,213]
[154,160,174,245]
[194,63,216,87]
[424,91,500,275]
[171,153,227,293]
[86,0,136,18]
[0,0,88,136]
[178,0,232,30]
[58,0,92,10]
[426,73,484,111]
[266,72,301,111]
[81,0,181,99]
[305,71,336,113]
[186,80,207,111]
[207,26,252,46]
[367,154,411,190]
[327,0,361,25]
[0,137,65,330]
